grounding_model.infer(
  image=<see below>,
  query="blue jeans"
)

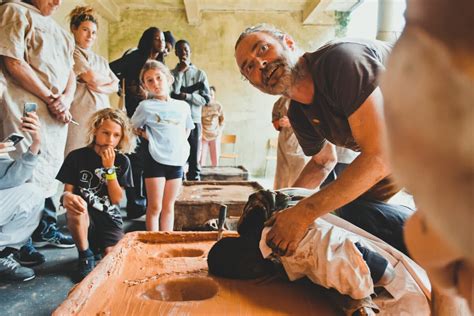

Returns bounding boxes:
[336,198,412,255]
[32,197,58,240]
[186,123,202,181]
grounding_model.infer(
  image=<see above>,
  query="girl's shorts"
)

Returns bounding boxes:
[144,149,183,180]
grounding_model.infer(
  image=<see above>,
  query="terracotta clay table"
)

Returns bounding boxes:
[54,232,338,316]
[174,181,263,230]
[200,165,249,181]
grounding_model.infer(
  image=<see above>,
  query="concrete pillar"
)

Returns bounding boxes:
[377,0,405,41]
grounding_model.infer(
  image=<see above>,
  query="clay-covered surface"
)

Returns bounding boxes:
[200,165,249,181]
[54,232,338,316]
[175,181,263,230]
[178,181,262,203]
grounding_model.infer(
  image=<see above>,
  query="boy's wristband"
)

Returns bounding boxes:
[105,171,117,181]
[105,167,117,181]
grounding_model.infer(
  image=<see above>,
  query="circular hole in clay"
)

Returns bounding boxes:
[143,276,218,301]
[159,248,204,258]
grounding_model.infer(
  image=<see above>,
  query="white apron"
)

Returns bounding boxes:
[0,1,74,197]
[65,45,117,156]
[272,97,308,189]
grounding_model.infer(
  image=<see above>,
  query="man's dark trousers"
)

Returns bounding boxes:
[337,197,412,255]
[186,123,201,181]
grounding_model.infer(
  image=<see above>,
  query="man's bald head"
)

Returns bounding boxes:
[235,24,286,50]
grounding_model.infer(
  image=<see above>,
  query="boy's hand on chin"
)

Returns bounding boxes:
[99,146,116,168]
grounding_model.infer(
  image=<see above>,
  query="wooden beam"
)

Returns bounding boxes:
[200,0,307,12]
[184,0,201,26]
[86,0,121,22]
[303,0,335,25]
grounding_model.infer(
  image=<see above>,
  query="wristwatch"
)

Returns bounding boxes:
[105,167,117,180]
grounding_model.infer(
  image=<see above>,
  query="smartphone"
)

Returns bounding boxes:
[23,102,37,117]
[2,133,24,145]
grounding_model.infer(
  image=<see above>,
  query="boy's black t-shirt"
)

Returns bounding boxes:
[56,147,133,224]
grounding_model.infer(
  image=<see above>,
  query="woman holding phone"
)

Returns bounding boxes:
[65,6,119,156]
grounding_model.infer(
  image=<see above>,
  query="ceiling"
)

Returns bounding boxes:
[87,0,363,25]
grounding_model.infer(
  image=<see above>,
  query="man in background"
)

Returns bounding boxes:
[171,39,211,180]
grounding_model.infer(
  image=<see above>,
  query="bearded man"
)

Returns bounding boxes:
[234,25,412,257]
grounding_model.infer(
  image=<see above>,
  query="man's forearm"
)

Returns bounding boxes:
[292,158,332,189]
[3,57,52,103]
[298,152,390,219]
[89,82,118,95]
[81,69,115,87]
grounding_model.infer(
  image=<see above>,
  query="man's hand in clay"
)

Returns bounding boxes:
[265,204,313,256]
[63,192,87,215]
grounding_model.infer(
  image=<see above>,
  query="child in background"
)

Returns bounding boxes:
[200,85,225,167]
[57,108,136,281]
[131,60,194,232]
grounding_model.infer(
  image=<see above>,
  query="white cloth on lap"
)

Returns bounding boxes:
[0,183,44,250]
[260,220,373,299]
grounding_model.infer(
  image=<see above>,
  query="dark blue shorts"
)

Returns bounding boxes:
[143,149,183,180]
[88,209,123,251]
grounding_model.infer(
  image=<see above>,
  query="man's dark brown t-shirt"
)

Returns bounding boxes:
[288,39,399,201]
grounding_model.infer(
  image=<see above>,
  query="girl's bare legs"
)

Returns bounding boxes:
[160,178,182,231]
[145,177,166,231]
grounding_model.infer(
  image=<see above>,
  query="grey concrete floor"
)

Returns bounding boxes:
[1,214,76,316]
[0,177,269,316]
[1,212,145,316]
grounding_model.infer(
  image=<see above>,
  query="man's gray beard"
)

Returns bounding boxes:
[262,54,301,96]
